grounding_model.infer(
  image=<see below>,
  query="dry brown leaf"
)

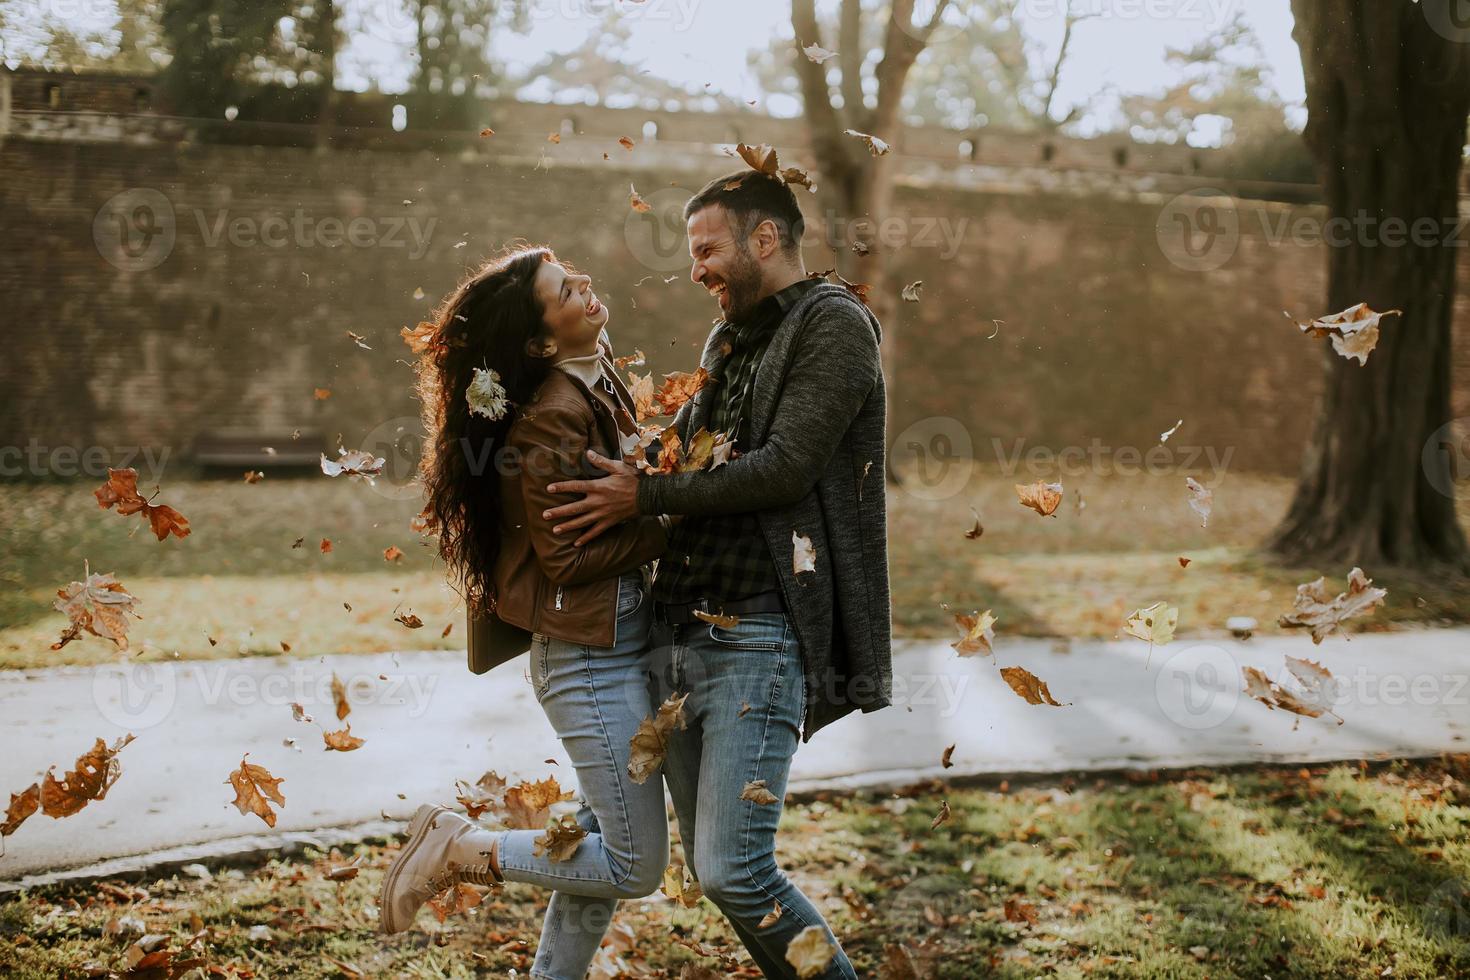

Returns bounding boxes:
[786,925,837,978]
[455,770,508,820]
[630,184,652,213]
[322,725,365,752]
[38,733,135,819]
[843,128,891,155]
[741,780,780,805]
[320,537,333,553]
[478,127,494,138]
[618,135,635,151]
[547,132,561,144]
[52,570,140,651]
[426,880,483,922]
[501,776,574,829]
[227,756,285,827]
[999,666,1069,707]
[758,900,783,929]
[1004,897,1039,926]
[383,545,404,562]
[1287,303,1402,365]
[400,321,440,354]
[1016,480,1063,517]
[1243,665,1344,725]
[628,371,658,421]
[320,447,386,484]
[878,944,921,980]
[243,469,265,483]
[628,692,690,784]
[736,142,779,174]
[1179,556,1192,568]
[3,783,40,838]
[613,349,646,370]
[662,864,705,908]
[331,672,350,721]
[1185,476,1213,527]
[395,610,425,629]
[900,280,923,303]
[533,812,588,862]
[655,368,711,416]
[951,610,996,658]
[692,609,741,629]
[801,42,836,63]
[93,468,191,541]
[1279,567,1387,644]
[792,531,817,576]
[931,800,951,830]
[941,744,955,769]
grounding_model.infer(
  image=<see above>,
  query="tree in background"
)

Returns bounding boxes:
[404,0,525,129]
[1268,0,1470,572]
[0,0,167,74]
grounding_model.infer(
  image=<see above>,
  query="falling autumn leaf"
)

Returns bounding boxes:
[999,666,1069,706]
[1243,664,1343,725]
[52,569,140,651]
[227,756,285,827]
[243,470,264,484]
[395,610,425,629]
[965,509,984,540]
[662,864,705,908]
[629,184,652,213]
[320,447,386,484]
[401,321,440,354]
[741,780,780,805]
[2,783,40,839]
[93,469,191,541]
[618,136,635,151]
[759,900,784,929]
[941,744,955,769]
[736,142,779,174]
[455,770,508,820]
[692,609,741,629]
[844,128,891,155]
[951,609,997,658]
[792,531,817,576]
[1160,418,1184,443]
[547,132,561,144]
[1287,303,1402,365]
[323,725,365,752]
[330,672,350,720]
[345,330,372,350]
[931,800,952,830]
[801,42,837,63]
[1124,602,1178,665]
[478,127,494,138]
[786,926,837,978]
[628,692,690,784]
[320,537,333,553]
[613,349,646,370]
[534,813,588,862]
[1016,480,1064,517]
[38,734,134,819]
[627,372,658,421]
[1179,556,1192,568]
[383,546,404,562]
[500,776,575,829]
[900,281,923,303]
[1278,567,1386,644]
[655,368,711,416]
[427,881,483,922]
[314,388,331,400]
[1185,476,1213,527]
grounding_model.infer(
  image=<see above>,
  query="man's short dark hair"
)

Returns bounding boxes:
[683,171,805,256]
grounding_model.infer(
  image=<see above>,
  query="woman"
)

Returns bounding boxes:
[379,246,672,979]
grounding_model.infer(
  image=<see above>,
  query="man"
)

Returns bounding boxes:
[542,170,891,977]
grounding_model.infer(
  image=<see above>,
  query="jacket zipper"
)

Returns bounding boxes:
[554,585,564,611]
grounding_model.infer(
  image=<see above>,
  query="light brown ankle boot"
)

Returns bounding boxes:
[378,804,503,934]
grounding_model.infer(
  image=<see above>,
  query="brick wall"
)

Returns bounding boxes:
[1,135,1466,479]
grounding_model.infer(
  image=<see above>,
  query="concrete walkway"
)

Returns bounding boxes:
[3,628,1468,888]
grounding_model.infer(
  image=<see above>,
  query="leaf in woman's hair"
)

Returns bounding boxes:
[400,321,438,354]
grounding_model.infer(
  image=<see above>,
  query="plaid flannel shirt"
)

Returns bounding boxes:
[651,278,820,605]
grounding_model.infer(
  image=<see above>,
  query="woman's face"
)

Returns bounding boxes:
[533,261,608,359]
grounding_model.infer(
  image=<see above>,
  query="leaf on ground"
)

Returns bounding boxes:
[93,468,191,541]
[322,724,365,752]
[1287,303,1401,365]
[1278,567,1387,644]
[628,692,690,784]
[741,780,780,805]
[879,944,922,980]
[786,925,837,978]
[226,755,285,827]
[1004,896,1040,926]
[39,733,135,819]
[533,812,587,862]
[999,666,1069,706]
[951,609,996,658]
[52,570,140,651]
[1016,480,1063,517]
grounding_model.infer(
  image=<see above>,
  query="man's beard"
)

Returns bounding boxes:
[722,245,763,322]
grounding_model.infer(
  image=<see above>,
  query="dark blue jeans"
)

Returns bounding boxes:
[649,610,858,979]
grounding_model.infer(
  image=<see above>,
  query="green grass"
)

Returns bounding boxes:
[4,758,1470,977]
[2,466,1468,669]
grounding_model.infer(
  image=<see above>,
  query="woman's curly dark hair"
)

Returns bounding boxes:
[417,246,556,613]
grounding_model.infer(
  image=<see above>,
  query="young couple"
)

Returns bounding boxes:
[378,171,892,978]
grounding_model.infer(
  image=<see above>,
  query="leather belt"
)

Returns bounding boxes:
[654,591,786,625]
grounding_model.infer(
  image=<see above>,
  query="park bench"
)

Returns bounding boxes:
[192,430,323,471]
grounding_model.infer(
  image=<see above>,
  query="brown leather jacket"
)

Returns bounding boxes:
[468,352,666,673]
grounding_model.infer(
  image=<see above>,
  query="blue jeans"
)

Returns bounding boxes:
[649,610,858,979]
[496,571,668,980]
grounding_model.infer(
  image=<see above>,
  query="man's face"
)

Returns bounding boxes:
[687,205,763,322]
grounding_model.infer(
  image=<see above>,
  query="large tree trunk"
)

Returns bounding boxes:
[1269,0,1470,572]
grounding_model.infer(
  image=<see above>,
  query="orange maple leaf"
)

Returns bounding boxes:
[94,468,191,541]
